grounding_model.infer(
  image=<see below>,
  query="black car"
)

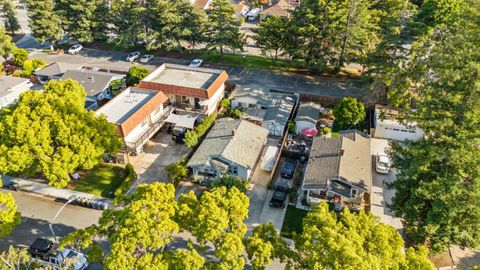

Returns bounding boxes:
[269,184,290,208]
[281,159,297,179]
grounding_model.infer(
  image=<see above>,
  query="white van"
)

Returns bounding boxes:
[246,8,261,22]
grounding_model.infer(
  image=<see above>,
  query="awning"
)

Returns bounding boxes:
[164,114,197,129]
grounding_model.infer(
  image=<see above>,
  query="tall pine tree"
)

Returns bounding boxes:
[1,0,20,36]
[207,0,244,56]
[25,0,62,50]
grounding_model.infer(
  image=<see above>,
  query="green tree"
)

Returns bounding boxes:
[417,0,466,27]
[20,57,45,77]
[164,160,188,186]
[332,97,365,130]
[0,79,122,187]
[245,223,290,270]
[0,191,21,237]
[11,48,28,66]
[56,0,106,43]
[206,0,244,56]
[209,174,249,192]
[253,16,288,61]
[1,0,20,36]
[0,26,15,59]
[126,65,149,86]
[220,98,230,109]
[183,130,199,148]
[385,0,480,252]
[25,0,62,51]
[290,202,435,269]
[109,79,125,97]
[0,246,43,269]
[109,0,146,48]
[91,0,110,42]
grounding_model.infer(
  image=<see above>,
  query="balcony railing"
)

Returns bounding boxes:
[126,107,172,153]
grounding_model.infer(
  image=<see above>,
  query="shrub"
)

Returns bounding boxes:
[164,160,188,187]
[12,48,28,66]
[287,120,296,134]
[210,174,249,192]
[21,58,45,77]
[220,98,231,109]
[184,113,216,148]
[322,127,331,135]
[332,97,365,130]
[126,66,150,86]
[109,79,125,97]
[114,163,136,199]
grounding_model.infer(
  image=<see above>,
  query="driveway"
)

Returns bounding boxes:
[370,138,403,231]
[128,131,190,190]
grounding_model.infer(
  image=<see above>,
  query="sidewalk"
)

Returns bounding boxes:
[9,178,103,201]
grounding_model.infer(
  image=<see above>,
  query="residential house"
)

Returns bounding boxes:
[371,104,424,142]
[302,131,371,210]
[0,76,33,109]
[61,69,126,110]
[34,62,83,84]
[138,64,228,115]
[190,0,211,10]
[259,0,300,20]
[95,87,170,154]
[187,118,269,182]
[231,88,296,136]
[294,102,321,134]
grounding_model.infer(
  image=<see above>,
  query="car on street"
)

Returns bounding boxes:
[68,44,83,54]
[126,51,141,62]
[376,153,391,174]
[269,184,290,208]
[29,238,89,270]
[281,159,297,179]
[189,59,203,67]
[140,54,154,63]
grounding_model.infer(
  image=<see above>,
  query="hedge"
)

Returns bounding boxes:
[114,163,136,198]
[184,113,217,148]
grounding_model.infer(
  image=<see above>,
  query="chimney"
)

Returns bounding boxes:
[340,149,345,155]
[231,129,236,136]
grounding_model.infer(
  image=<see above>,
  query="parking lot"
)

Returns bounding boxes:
[128,130,191,190]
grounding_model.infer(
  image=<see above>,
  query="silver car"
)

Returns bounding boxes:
[126,51,141,62]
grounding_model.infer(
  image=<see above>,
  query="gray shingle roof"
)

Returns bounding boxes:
[295,102,321,123]
[60,70,124,97]
[187,118,269,170]
[303,131,371,192]
[34,62,82,77]
[0,76,29,97]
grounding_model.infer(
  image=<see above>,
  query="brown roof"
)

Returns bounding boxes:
[120,90,168,136]
[138,69,228,100]
[260,0,294,17]
[194,0,209,9]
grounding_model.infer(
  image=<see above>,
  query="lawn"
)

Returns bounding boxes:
[280,205,310,239]
[197,51,307,72]
[71,164,127,198]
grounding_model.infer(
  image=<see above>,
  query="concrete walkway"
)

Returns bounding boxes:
[9,178,102,200]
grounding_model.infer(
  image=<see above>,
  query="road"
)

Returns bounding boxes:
[0,190,102,251]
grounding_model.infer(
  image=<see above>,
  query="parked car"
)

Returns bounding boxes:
[281,159,297,179]
[126,52,141,62]
[68,44,83,54]
[140,54,154,63]
[376,153,390,174]
[269,184,289,208]
[29,238,89,270]
[172,127,187,143]
[189,59,203,67]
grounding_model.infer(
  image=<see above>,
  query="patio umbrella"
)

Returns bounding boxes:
[301,127,318,137]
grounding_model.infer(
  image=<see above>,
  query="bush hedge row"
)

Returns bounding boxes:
[184,113,217,148]
[114,163,136,198]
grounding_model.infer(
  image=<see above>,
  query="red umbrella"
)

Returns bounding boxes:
[301,127,318,137]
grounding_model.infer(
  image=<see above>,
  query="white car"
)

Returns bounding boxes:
[189,59,203,67]
[376,153,390,174]
[126,51,141,62]
[68,44,83,54]
[140,54,154,63]
[29,238,89,270]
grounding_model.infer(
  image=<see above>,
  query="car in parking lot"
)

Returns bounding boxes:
[376,153,390,174]
[29,238,89,270]
[269,184,289,208]
[189,59,203,67]
[281,159,297,179]
[140,54,154,63]
[68,44,83,54]
[126,51,141,62]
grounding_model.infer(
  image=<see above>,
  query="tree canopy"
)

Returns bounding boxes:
[126,65,149,86]
[0,79,122,187]
[25,0,62,46]
[332,97,366,130]
[0,191,21,237]
[0,26,15,59]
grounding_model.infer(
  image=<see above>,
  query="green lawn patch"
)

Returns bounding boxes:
[196,51,306,72]
[280,205,310,239]
[71,164,126,198]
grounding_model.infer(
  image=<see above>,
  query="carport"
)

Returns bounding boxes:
[164,114,198,129]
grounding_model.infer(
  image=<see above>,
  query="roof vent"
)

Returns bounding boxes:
[88,75,94,82]
[231,129,236,136]
[340,149,345,156]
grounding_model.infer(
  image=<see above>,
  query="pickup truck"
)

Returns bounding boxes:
[29,238,88,270]
[269,184,290,208]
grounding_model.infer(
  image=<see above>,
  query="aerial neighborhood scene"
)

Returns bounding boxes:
[0,0,479,269]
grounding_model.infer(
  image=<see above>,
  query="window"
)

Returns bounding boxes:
[141,119,147,127]
[228,166,238,175]
[154,106,162,115]
[351,189,358,198]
